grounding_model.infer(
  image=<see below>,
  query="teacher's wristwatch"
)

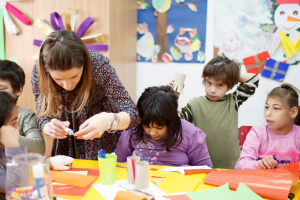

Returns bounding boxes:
[110,113,120,131]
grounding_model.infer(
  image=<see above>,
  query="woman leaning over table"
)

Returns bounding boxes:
[31,30,140,160]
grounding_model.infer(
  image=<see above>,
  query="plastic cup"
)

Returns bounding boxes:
[98,154,117,185]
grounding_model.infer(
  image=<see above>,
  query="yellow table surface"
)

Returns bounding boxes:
[54,159,206,200]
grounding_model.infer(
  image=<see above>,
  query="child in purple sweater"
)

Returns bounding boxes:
[236,83,300,171]
[115,86,212,167]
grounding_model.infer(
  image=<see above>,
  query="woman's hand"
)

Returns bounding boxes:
[259,155,278,169]
[0,126,20,148]
[43,119,70,139]
[74,113,111,140]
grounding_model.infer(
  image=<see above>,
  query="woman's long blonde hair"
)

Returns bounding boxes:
[37,30,93,118]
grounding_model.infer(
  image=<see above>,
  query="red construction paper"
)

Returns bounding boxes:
[203,162,299,200]
[243,51,270,74]
[163,194,191,200]
[52,168,99,196]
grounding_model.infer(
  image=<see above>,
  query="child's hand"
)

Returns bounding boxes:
[0,126,20,148]
[168,79,175,88]
[259,155,278,169]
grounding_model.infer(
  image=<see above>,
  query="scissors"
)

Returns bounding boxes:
[98,149,107,159]
[288,193,295,200]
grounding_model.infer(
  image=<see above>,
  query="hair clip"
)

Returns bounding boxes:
[52,37,57,42]
[214,62,224,65]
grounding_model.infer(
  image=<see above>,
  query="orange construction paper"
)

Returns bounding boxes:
[50,170,98,187]
[114,191,146,200]
[52,168,99,196]
[184,169,216,175]
[203,162,299,200]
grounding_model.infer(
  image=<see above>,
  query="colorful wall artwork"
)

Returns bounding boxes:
[137,0,207,63]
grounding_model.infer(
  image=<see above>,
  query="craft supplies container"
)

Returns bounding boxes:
[98,154,117,185]
[6,153,52,200]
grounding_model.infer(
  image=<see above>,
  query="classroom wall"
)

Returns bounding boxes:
[136,0,300,127]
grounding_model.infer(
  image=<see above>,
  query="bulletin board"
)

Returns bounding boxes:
[137,0,207,63]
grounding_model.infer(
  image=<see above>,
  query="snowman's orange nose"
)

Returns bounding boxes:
[287,16,300,21]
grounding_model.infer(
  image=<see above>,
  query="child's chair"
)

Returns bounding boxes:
[238,126,252,150]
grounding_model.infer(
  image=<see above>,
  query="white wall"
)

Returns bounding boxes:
[136,0,300,127]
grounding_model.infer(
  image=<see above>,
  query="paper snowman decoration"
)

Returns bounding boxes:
[272,0,300,64]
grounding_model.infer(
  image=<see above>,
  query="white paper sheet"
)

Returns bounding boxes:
[93,179,166,200]
[161,166,211,175]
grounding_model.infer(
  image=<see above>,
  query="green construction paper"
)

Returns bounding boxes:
[186,183,263,200]
[170,45,182,61]
[235,183,263,200]
[0,8,5,60]
[8,57,18,63]
[191,35,201,43]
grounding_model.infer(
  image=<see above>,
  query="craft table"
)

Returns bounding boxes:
[54,159,206,200]
[53,159,300,200]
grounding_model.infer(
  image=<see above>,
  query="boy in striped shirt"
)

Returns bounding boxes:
[169,56,259,169]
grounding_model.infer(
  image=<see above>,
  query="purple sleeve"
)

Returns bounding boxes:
[235,128,261,169]
[31,63,51,132]
[187,130,213,168]
[115,130,134,162]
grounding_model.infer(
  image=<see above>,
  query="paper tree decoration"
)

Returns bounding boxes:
[33,9,108,58]
[0,0,31,60]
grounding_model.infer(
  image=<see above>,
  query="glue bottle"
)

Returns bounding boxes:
[32,164,50,200]
[64,127,74,135]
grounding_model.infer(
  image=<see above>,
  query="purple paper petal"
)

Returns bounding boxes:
[50,12,65,31]
[33,39,42,47]
[76,17,94,37]
[85,45,108,51]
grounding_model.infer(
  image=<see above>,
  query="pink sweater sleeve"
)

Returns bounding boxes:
[235,127,261,169]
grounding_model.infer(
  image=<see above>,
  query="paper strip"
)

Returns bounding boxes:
[5,2,30,25]
[0,8,5,60]
[76,17,94,37]
[127,156,140,184]
[50,12,65,31]
[81,33,108,44]
[245,55,265,73]
[65,9,76,31]
[35,19,55,35]
[3,7,17,35]
[33,39,42,47]
[263,66,287,78]
[85,44,108,51]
